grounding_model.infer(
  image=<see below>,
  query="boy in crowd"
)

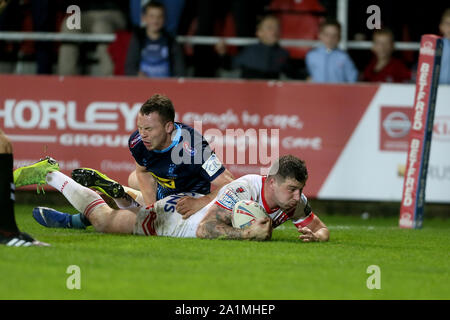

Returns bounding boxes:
[306,19,358,83]
[362,29,411,83]
[125,1,185,78]
[215,15,292,80]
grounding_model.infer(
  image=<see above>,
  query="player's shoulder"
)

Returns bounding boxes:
[177,122,208,149]
[128,130,142,149]
[177,122,198,137]
[238,174,263,184]
[226,174,262,193]
[178,122,206,141]
[177,123,218,167]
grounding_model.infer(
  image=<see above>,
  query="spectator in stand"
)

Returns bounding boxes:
[57,1,127,76]
[362,29,411,83]
[192,0,267,78]
[305,19,358,83]
[130,0,185,36]
[215,15,290,80]
[31,0,58,74]
[439,8,450,84]
[0,0,22,74]
[125,1,185,77]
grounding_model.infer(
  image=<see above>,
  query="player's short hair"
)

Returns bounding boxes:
[142,1,165,14]
[267,155,308,184]
[319,18,341,33]
[140,94,175,124]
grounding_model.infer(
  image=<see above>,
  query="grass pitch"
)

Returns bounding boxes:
[1,204,449,300]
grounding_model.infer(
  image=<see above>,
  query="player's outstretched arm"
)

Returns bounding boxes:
[298,214,329,242]
[196,204,272,241]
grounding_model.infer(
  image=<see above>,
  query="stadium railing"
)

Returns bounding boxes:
[0,32,421,51]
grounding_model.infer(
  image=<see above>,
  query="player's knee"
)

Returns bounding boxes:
[87,206,111,233]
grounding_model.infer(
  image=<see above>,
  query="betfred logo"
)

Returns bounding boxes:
[380,106,413,152]
[419,41,435,56]
[399,212,414,228]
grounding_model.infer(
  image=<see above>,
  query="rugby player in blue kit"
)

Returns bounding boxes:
[33,94,234,229]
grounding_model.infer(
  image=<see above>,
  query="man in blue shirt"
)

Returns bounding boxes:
[33,94,234,229]
[306,19,358,83]
[439,9,450,84]
[127,94,234,215]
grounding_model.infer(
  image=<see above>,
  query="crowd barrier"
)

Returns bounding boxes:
[1,75,448,203]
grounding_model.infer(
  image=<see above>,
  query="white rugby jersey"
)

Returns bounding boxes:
[215,174,315,229]
[134,192,212,238]
[133,174,315,238]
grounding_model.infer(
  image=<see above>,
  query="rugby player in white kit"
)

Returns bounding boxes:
[18,155,329,242]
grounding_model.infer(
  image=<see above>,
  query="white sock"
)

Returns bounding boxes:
[46,171,106,217]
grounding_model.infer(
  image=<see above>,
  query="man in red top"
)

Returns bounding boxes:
[362,29,411,83]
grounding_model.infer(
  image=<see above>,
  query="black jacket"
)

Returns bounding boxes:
[233,42,290,79]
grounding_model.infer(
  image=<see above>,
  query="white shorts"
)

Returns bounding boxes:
[133,192,212,238]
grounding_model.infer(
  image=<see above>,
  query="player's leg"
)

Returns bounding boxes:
[86,205,136,234]
[34,178,136,233]
[71,168,141,208]
[30,168,136,233]
[0,130,49,246]
[58,167,141,229]
[51,171,136,233]
[0,132,20,236]
[33,181,143,230]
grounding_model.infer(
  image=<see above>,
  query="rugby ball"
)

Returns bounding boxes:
[232,200,270,229]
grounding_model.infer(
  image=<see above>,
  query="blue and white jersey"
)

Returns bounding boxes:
[129,122,225,200]
[139,36,171,77]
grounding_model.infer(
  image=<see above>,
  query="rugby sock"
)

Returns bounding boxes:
[71,213,91,229]
[0,154,20,235]
[45,171,106,223]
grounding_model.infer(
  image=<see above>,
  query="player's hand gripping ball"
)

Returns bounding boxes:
[232,200,270,229]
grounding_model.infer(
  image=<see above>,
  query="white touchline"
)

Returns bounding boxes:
[8,135,58,143]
